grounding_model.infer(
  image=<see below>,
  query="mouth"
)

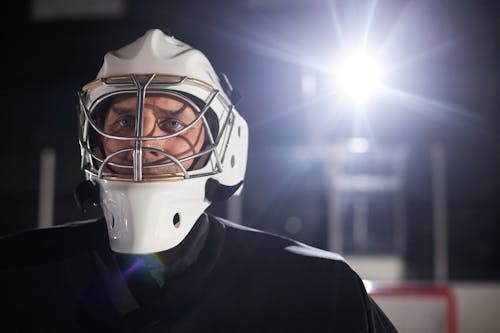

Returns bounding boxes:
[106,157,186,176]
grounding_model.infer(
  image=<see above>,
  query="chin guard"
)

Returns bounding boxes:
[205,178,244,202]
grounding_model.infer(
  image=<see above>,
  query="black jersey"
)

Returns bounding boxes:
[0,214,397,332]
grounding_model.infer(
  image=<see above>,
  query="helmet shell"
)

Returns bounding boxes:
[79,29,248,253]
[98,29,227,98]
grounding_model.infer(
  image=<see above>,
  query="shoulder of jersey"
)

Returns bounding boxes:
[215,216,346,263]
[0,218,107,267]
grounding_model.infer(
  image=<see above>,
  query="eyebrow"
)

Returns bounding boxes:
[109,106,135,115]
[150,103,191,117]
[110,104,191,117]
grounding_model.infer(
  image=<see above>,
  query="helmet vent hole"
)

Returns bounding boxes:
[111,216,115,229]
[230,155,235,168]
[173,213,181,228]
[238,126,241,138]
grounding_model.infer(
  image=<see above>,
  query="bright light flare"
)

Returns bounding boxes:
[348,137,370,153]
[333,50,385,102]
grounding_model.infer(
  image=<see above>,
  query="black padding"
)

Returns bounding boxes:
[74,180,100,211]
[219,72,243,105]
[205,178,243,202]
[230,88,242,105]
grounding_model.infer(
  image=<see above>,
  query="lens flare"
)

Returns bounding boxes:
[333,50,385,102]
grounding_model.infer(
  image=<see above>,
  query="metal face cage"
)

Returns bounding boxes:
[78,74,235,182]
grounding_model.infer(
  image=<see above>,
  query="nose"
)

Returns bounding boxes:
[142,141,165,161]
[141,116,170,162]
[142,114,161,137]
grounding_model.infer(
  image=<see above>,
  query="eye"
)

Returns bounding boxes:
[159,118,184,132]
[117,116,135,128]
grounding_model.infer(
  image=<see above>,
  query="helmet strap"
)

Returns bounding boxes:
[205,178,243,202]
[74,180,100,212]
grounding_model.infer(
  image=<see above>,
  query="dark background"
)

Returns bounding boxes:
[1,0,499,281]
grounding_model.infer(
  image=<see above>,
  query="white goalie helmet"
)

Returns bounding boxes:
[77,29,248,254]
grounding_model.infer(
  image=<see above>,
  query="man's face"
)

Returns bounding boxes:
[101,94,205,175]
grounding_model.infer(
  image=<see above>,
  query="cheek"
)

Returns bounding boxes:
[163,131,205,155]
[160,138,194,154]
[190,125,206,149]
[103,138,129,155]
[187,126,206,152]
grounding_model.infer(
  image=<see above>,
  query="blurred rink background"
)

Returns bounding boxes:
[2,0,500,332]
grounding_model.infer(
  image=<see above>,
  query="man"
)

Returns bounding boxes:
[0,29,397,332]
